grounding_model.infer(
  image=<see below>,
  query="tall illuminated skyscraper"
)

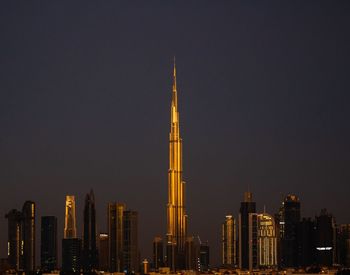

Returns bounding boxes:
[64,195,77,239]
[166,59,187,270]
[222,215,236,266]
[108,203,126,272]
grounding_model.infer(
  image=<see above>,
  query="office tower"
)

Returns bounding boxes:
[64,195,77,239]
[123,210,139,273]
[199,242,210,272]
[5,209,22,270]
[257,213,277,268]
[222,215,236,266]
[280,194,300,268]
[297,218,315,267]
[166,59,187,270]
[337,224,350,267]
[185,236,196,270]
[315,209,336,267]
[153,236,164,270]
[99,233,109,271]
[239,192,256,270]
[108,202,126,272]
[41,216,57,272]
[82,190,98,273]
[21,201,36,273]
[62,238,82,274]
[248,213,259,270]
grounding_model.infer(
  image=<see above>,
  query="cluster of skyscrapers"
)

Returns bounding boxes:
[4,191,139,274]
[221,193,350,271]
[1,62,350,274]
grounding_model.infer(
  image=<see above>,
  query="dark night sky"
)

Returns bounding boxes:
[0,1,350,266]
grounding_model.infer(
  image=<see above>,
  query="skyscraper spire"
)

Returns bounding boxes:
[167,59,187,270]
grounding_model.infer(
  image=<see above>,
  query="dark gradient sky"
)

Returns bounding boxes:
[1,1,350,266]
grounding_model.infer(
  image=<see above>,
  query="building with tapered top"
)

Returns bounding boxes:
[166,59,187,271]
[64,195,77,239]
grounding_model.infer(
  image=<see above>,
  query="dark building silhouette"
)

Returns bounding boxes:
[199,242,210,272]
[41,216,57,272]
[82,190,98,273]
[185,236,196,270]
[108,203,126,272]
[21,201,36,274]
[315,209,336,267]
[123,210,139,273]
[5,209,22,270]
[239,192,256,270]
[62,238,82,274]
[337,224,350,267]
[297,218,315,267]
[98,233,109,271]
[281,195,300,268]
[153,236,164,270]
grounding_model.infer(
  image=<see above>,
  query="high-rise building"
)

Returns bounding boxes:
[108,202,126,272]
[222,215,236,267]
[153,237,164,270]
[123,210,139,273]
[199,242,210,272]
[62,238,82,274]
[41,216,57,272]
[185,236,196,270]
[21,201,36,273]
[98,233,109,271]
[239,192,256,270]
[280,194,300,268]
[5,209,22,270]
[248,213,278,270]
[166,59,187,270]
[337,224,350,267]
[297,218,315,267]
[82,190,98,273]
[315,209,336,267]
[64,195,77,239]
[256,213,277,268]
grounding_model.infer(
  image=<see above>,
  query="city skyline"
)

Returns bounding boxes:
[1,1,350,267]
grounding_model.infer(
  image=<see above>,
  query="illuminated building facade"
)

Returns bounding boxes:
[166,59,187,270]
[64,195,77,239]
[280,194,300,268]
[153,236,164,270]
[82,190,98,273]
[108,202,126,272]
[257,213,277,268]
[239,192,256,270]
[123,210,139,273]
[222,215,237,266]
[41,216,57,272]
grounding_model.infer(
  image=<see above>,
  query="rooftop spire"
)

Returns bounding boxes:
[172,56,178,110]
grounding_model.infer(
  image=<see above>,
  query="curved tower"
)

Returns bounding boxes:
[166,59,187,270]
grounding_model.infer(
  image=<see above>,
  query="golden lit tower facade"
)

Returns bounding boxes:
[166,60,187,270]
[64,195,77,239]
